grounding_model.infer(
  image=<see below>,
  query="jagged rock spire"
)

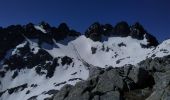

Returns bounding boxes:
[85,21,159,47]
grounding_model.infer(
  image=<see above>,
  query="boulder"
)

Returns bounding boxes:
[100,91,120,100]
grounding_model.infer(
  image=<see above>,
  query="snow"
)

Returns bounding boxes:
[34,25,47,34]
[12,38,40,55]
[148,39,170,57]
[0,58,89,100]
[47,35,153,67]
[1,35,170,100]
[26,38,40,54]
[12,41,27,55]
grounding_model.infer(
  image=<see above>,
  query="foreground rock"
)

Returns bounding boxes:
[53,55,170,100]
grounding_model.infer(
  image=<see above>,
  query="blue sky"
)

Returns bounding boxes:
[0,0,169,41]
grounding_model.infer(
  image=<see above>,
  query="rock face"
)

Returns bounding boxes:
[0,22,80,61]
[53,55,170,100]
[0,21,158,61]
[85,21,158,47]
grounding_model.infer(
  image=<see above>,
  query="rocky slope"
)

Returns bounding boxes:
[0,21,169,100]
[53,55,170,100]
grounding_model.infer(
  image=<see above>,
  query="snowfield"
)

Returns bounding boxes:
[0,35,170,100]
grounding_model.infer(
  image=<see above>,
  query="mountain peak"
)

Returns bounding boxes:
[0,21,168,100]
[85,21,158,47]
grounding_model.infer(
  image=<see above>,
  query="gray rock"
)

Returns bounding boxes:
[124,88,152,100]
[92,69,124,93]
[92,95,100,100]
[100,91,120,100]
[52,55,170,100]
[161,86,170,100]
[126,66,138,83]
[153,71,170,90]
[89,67,104,78]
[146,86,170,100]
[66,91,90,100]
[65,81,90,100]
[53,84,73,100]
[146,89,164,100]
[138,55,170,72]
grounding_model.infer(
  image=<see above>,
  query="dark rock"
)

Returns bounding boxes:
[8,84,27,94]
[26,90,30,94]
[54,81,67,87]
[85,22,103,41]
[0,91,6,97]
[102,24,113,36]
[68,78,83,81]
[130,22,146,40]
[53,84,73,100]
[35,66,45,75]
[145,33,159,47]
[31,84,38,88]
[116,59,123,64]
[124,88,152,100]
[52,23,70,41]
[0,71,5,78]
[136,68,155,88]
[12,71,18,79]
[39,21,51,31]
[44,97,53,100]
[46,58,59,78]
[140,43,151,48]
[45,89,59,95]
[91,47,97,54]
[100,91,120,100]
[25,23,39,38]
[58,23,70,33]
[118,42,126,47]
[61,56,73,66]
[114,21,130,37]
[160,49,169,53]
[27,95,38,100]
[85,23,114,42]
[68,29,80,37]
[0,22,80,61]
[71,72,77,75]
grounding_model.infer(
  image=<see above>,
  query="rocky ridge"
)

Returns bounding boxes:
[0,21,169,100]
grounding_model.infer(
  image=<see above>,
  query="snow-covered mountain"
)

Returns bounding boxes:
[0,22,169,100]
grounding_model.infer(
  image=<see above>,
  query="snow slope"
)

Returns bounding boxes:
[0,35,170,100]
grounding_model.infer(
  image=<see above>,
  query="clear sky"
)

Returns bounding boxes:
[0,0,169,41]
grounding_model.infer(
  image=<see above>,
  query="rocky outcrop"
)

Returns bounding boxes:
[1,41,75,79]
[85,22,103,41]
[0,21,164,100]
[138,55,170,100]
[85,21,159,47]
[114,21,130,37]
[0,22,80,61]
[53,55,170,100]
[0,21,159,61]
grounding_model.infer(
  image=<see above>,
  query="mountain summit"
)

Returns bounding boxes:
[0,22,170,100]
